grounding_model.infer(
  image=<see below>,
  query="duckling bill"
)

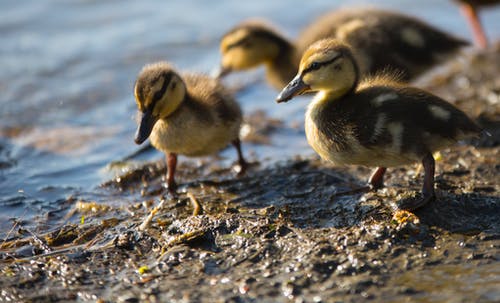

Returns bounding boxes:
[134,62,247,194]
[277,39,480,210]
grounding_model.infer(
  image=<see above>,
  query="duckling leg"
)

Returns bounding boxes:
[329,167,387,198]
[232,138,248,176]
[459,3,488,48]
[421,152,436,204]
[368,167,387,190]
[166,152,178,194]
[400,152,436,210]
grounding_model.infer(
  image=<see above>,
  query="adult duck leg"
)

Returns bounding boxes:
[459,2,488,48]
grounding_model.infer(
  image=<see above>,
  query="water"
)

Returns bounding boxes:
[1,0,500,233]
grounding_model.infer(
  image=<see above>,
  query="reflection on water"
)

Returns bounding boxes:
[0,0,499,232]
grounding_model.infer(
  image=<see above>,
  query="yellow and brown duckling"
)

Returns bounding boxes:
[454,0,499,48]
[134,62,247,194]
[218,7,468,90]
[276,39,481,210]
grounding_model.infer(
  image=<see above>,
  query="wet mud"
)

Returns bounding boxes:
[1,45,499,302]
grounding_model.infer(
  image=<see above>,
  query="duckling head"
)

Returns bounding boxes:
[134,62,186,144]
[217,21,290,78]
[276,39,359,103]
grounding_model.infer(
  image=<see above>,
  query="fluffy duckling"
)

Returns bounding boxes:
[218,8,468,90]
[134,62,247,194]
[276,39,480,210]
[454,0,499,48]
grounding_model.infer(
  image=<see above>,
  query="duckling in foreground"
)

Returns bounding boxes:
[276,39,481,210]
[134,62,247,194]
[218,7,468,90]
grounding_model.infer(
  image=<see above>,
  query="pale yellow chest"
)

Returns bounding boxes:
[304,94,343,163]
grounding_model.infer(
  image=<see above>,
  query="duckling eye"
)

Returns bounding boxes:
[226,38,251,51]
[309,62,321,71]
[241,40,252,48]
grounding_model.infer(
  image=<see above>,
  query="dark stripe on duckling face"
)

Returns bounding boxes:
[134,71,173,145]
[301,54,342,75]
[225,37,251,51]
[224,29,286,51]
[135,71,173,112]
[149,71,173,111]
[276,54,342,102]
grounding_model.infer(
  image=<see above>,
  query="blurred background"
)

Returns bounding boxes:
[0,0,499,234]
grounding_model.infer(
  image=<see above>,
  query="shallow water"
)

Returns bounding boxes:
[1,0,499,234]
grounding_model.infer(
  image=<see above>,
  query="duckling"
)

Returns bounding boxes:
[134,62,247,194]
[454,0,499,48]
[218,7,468,90]
[276,39,481,210]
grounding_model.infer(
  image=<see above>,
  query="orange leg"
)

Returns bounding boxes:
[166,152,178,194]
[369,167,387,190]
[459,3,488,48]
[399,152,436,211]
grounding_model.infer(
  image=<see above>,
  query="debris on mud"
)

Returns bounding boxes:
[1,45,499,302]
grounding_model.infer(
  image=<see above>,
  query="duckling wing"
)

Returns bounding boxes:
[349,11,467,80]
[306,86,479,167]
[297,8,467,80]
[296,8,364,53]
[182,73,242,125]
[156,73,242,157]
[344,87,480,154]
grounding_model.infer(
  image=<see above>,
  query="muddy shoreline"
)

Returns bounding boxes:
[1,46,499,302]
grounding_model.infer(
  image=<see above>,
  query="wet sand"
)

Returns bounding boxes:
[1,45,499,302]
